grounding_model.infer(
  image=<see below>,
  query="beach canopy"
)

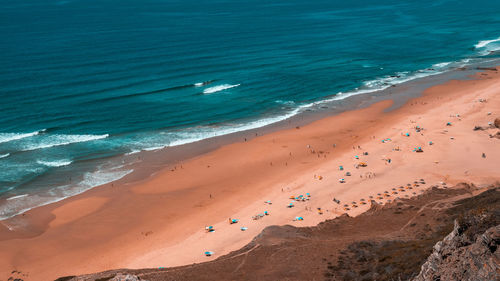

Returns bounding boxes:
[205,251,214,256]
[240,227,248,231]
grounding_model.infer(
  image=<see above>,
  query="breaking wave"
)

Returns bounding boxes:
[475,36,500,55]
[36,159,73,167]
[20,134,109,151]
[0,167,132,220]
[0,129,45,144]
[203,84,240,94]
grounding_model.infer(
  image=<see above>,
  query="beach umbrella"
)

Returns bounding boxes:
[205,251,214,256]
[240,227,248,231]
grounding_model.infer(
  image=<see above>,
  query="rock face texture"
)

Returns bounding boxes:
[109,274,144,281]
[413,221,500,281]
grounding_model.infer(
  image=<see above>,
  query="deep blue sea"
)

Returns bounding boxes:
[1,0,500,219]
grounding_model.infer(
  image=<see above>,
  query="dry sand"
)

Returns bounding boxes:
[1,68,499,281]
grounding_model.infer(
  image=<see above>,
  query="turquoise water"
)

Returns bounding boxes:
[1,0,500,219]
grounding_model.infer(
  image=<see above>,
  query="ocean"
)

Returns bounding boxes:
[1,0,500,219]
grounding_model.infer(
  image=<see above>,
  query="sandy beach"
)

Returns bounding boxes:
[1,67,500,281]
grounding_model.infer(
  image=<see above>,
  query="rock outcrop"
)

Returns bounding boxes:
[413,220,500,281]
[109,274,144,281]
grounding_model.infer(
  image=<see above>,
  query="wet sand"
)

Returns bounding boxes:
[1,68,500,281]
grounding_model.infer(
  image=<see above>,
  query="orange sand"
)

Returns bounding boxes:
[1,68,499,281]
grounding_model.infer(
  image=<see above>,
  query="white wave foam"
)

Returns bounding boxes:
[0,129,44,144]
[6,194,28,201]
[21,134,109,151]
[125,149,141,155]
[36,159,72,167]
[163,108,301,148]
[432,62,451,68]
[475,36,500,48]
[79,168,133,189]
[194,82,204,87]
[0,153,9,159]
[0,167,132,220]
[139,57,485,152]
[203,84,240,94]
[475,36,500,56]
[303,67,449,108]
[275,100,296,106]
[143,145,166,151]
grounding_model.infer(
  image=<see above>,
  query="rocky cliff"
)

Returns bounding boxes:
[414,220,499,281]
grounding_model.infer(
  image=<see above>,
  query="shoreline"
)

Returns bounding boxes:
[2,60,496,222]
[1,66,500,280]
[2,59,499,222]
